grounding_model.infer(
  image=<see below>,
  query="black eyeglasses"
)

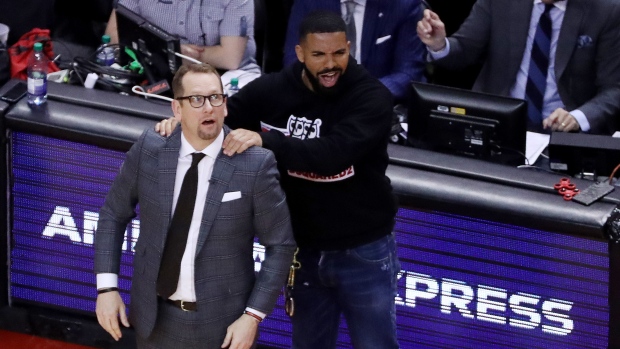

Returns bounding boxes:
[175,94,227,108]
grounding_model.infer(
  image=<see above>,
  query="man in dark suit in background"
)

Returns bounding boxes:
[417,0,620,134]
[283,0,427,103]
[94,63,295,349]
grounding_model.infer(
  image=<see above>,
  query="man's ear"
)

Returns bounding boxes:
[171,99,182,121]
[295,44,304,63]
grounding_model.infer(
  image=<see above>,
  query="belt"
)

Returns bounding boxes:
[161,298,197,312]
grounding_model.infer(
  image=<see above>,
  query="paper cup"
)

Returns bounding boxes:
[84,73,99,89]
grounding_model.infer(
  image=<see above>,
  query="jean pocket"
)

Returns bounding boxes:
[350,236,391,263]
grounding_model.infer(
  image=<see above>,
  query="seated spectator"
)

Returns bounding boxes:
[105,0,261,87]
[283,0,427,103]
[417,0,620,135]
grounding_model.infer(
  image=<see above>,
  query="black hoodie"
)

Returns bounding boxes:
[226,58,397,250]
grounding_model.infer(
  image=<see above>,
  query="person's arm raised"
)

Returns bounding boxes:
[105,9,119,44]
[416,9,447,52]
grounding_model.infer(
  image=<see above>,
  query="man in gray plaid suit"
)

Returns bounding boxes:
[94,63,295,349]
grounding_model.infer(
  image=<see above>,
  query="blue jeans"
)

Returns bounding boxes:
[291,234,400,349]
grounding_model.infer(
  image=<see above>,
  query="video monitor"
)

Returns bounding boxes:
[408,82,527,166]
[116,4,182,88]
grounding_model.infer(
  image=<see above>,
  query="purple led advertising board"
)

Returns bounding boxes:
[9,132,609,348]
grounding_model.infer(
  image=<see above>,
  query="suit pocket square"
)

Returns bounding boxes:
[222,191,242,202]
[577,35,593,48]
[376,35,391,45]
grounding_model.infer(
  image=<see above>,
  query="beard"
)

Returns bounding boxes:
[196,120,222,142]
[302,64,344,97]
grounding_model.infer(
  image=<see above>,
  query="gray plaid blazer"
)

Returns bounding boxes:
[94,125,295,341]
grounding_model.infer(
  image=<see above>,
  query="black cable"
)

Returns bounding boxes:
[74,56,141,80]
[50,39,76,69]
[69,48,144,93]
[71,60,122,91]
[516,164,565,175]
[71,63,86,86]
[489,140,529,166]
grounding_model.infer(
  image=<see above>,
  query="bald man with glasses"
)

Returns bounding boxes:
[94,63,295,349]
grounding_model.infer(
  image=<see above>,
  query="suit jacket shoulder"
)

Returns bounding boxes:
[361,0,426,100]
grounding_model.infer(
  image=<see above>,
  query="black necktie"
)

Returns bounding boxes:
[344,0,357,58]
[156,152,206,299]
[525,4,554,129]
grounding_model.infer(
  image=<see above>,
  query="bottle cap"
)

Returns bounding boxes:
[102,35,111,44]
[33,42,43,52]
[230,77,239,86]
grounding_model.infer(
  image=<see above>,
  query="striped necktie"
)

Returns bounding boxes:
[525,3,554,129]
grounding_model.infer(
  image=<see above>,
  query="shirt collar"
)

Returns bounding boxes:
[179,129,224,160]
[341,0,366,7]
[534,0,567,12]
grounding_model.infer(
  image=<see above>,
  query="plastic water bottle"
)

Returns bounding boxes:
[96,35,115,66]
[228,77,240,96]
[27,42,48,106]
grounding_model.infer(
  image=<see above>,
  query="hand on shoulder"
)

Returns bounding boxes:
[155,117,179,137]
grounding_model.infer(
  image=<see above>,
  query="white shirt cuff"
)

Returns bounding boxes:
[97,273,118,290]
[245,307,266,320]
[570,109,590,132]
[427,39,451,62]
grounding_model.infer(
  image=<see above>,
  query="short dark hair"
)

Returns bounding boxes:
[172,63,223,98]
[298,10,347,42]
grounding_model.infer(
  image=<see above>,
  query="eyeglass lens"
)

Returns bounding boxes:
[187,94,225,108]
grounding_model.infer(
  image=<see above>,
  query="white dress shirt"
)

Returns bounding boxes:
[341,0,366,62]
[168,131,222,301]
[97,130,223,301]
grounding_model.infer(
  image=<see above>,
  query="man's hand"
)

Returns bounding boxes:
[181,44,205,63]
[417,9,447,52]
[220,314,259,349]
[96,291,130,341]
[222,129,263,156]
[155,117,179,137]
[542,108,581,132]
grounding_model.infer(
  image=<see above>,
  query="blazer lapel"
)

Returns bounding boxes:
[555,0,585,79]
[195,151,235,255]
[158,128,182,248]
[507,0,534,84]
[360,0,380,63]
